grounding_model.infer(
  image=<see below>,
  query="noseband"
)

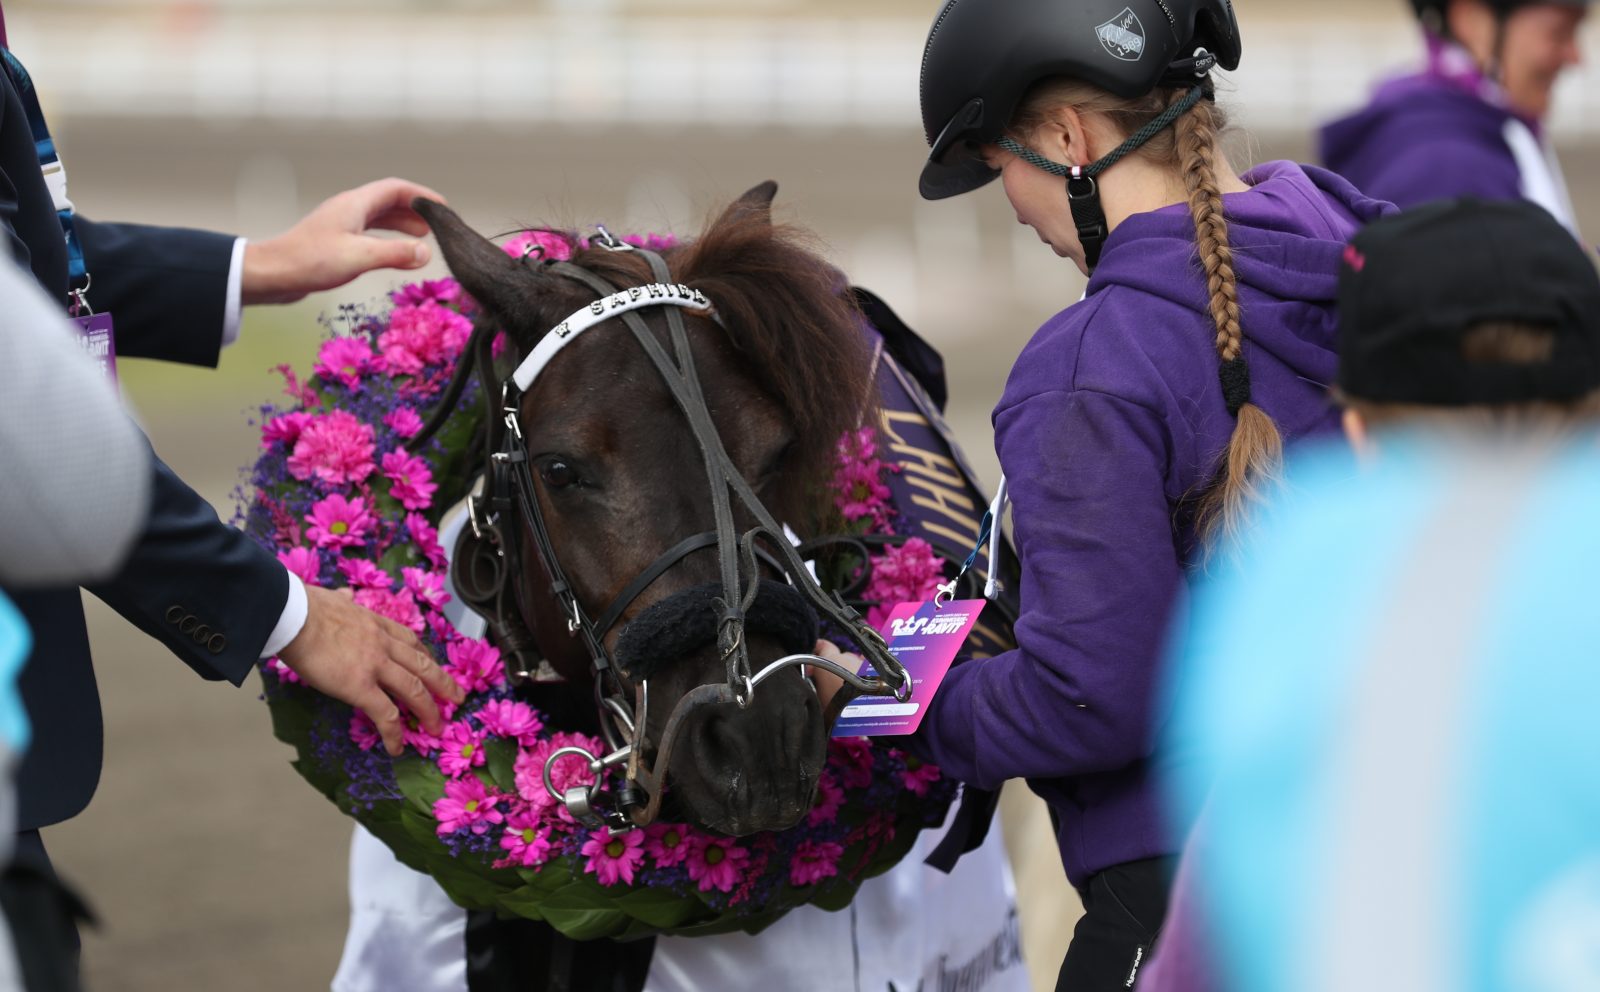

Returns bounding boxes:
[413,228,911,834]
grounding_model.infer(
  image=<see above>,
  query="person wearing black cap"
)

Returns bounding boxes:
[813,1,1393,987]
[1321,0,1590,230]
[1145,197,1600,992]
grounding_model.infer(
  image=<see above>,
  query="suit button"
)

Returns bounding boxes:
[166,606,185,624]
[206,633,227,655]
[179,615,198,634]
[192,624,211,643]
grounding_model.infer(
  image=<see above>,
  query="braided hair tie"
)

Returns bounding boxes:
[1219,357,1252,417]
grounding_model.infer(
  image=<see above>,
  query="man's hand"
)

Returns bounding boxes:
[810,639,862,716]
[242,177,447,305]
[278,585,466,756]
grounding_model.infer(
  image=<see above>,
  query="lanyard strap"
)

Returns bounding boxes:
[1,48,89,303]
[937,475,1009,605]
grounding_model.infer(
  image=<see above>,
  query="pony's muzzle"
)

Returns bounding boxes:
[613,579,818,681]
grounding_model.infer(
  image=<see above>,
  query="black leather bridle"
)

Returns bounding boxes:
[413,228,911,834]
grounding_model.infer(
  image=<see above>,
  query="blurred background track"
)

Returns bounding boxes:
[8,1,1597,989]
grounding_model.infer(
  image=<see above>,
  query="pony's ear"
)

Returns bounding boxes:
[731,181,778,224]
[413,198,553,331]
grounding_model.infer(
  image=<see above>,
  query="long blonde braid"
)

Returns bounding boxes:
[1175,96,1283,548]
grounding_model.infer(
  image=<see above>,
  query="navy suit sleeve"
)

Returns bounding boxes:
[86,433,288,685]
[74,217,236,368]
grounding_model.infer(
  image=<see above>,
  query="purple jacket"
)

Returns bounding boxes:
[912,162,1392,887]
[1320,73,1523,209]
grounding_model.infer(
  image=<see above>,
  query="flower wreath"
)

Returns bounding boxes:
[240,228,962,941]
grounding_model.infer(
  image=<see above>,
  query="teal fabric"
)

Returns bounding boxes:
[0,590,31,753]
[1161,434,1600,992]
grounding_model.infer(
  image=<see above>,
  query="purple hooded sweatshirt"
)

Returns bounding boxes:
[911,161,1392,888]
[1320,73,1524,209]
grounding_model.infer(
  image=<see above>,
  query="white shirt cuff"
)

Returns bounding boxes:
[221,237,247,349]
[261,571,309,659]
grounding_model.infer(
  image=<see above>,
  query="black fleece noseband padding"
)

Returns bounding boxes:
[614,580,819,682]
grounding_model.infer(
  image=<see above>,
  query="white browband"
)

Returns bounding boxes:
[510,283,715,391]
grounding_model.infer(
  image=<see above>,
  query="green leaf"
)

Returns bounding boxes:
[539,905,629,942]
[394,756,447,813]
[493,885,549,921]
[612,887,703,930]
[485,739,520,794]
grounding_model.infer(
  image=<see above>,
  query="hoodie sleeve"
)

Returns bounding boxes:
[912,386,1182,788]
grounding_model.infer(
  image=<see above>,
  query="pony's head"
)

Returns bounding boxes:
[417,184,874,836]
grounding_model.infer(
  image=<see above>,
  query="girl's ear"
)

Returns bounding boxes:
[1037,105,1094,170]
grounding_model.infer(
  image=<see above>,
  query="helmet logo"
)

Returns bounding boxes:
[1097,7,1147,62]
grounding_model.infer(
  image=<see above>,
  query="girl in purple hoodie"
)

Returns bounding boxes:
[813,1,1391,988]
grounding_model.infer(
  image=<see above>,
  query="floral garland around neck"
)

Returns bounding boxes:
[239,227,959,941]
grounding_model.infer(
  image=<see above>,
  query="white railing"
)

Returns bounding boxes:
[9,11,1598,137]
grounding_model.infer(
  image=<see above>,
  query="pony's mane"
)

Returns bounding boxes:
[508,204,876,525]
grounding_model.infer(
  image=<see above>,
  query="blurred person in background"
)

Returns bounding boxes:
[816,0,1389,986]
[1151,198,1600,992]
[0,4,464,964]
[1321,0,1590,230]
[0,257,156,992]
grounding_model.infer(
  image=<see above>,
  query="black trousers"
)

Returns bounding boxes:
[1055,856,1177,992]
[3,831,90,992]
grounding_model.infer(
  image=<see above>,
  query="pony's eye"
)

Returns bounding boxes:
[539,459,581,491]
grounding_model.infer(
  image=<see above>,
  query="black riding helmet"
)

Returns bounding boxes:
[919,0,1242,202]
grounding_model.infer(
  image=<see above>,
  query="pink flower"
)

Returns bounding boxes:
[384,407,426,440]
[391,278,463,308]
[437,721,488,778]
[475,699,542,746]
[490,332,508,360]
[286,410,377,486]
[338,557,392,591]
[580,828,646,887]
[264,657,301,684]
[381,450,438,511]
[808,772,845,827]
[275,362,320,408]
[445,638,504,694]
[901,755,942,797]
[789,839,845,887]
[277,547,323,586]
[407,513,446,568]
[306,494,375,550]
[403,567,450,610]
[686,836,749,893]
[353,587,427,634]
[832,427,897,527]
[502,229,574,262]
[499,807,555,868]
[828,738,876,791]
[644,822,693,869]
[402,711,444,756]
[433,777,504,837]
[378,303,474,376]
[314,337,376,389]
[864,538,947,631]
[261,411,314,449]
[350,711,381,751]
[514,733,600,808]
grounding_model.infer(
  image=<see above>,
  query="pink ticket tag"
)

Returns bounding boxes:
[73,312,117,385]
[831,599,986,738]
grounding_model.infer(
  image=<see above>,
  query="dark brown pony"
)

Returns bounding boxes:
[416,184,873,836]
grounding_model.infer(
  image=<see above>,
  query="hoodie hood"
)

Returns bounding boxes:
[1319,74,1523,208]
[1089,161,1393,392]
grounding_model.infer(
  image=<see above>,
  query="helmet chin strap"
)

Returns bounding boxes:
[998,83,1207,272]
